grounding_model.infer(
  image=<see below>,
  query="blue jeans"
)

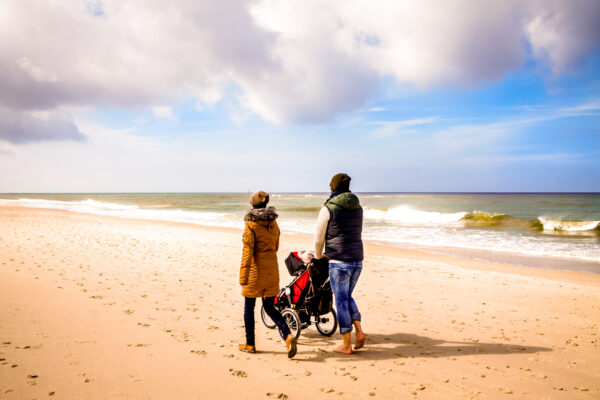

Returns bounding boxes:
[329,261,362,334]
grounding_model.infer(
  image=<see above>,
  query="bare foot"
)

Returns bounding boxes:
[354,333,366,350]
[333,345,353,355]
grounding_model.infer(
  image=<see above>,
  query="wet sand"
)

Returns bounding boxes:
[1,206,599,399]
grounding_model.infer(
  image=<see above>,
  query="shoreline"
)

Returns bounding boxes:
[2,205,599,286]
[1,196,598,271]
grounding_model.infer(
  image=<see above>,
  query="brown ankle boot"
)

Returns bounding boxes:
[285,335,297,358]
[238,343,256,353]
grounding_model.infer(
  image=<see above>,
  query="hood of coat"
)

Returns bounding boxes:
[326,192,361,210]
[244,206,278,222]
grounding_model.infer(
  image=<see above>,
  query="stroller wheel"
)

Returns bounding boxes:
[261,305,277,329]
[281,309,302,340]
[315,308,338,337]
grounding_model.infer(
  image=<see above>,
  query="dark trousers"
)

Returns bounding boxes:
[244,296,291,346]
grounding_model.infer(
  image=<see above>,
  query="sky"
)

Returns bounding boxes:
[0,0,599,193]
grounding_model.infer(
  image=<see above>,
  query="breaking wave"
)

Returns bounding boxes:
[364,205,466,224]
[461,212,544,230]
[539,217,600,232]
[364,206,599,233]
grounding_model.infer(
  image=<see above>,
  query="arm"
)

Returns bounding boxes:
[239,224,255,285]
[314,206,330,259]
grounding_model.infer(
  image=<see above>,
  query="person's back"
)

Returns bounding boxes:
[324,191,363,262]
[239,191,297,358]
[241,207,280,298]
[314,173,366,354]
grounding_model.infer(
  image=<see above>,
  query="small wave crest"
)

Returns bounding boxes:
[364,208,550,231]
[538,217,600,232]
[461,212,543,230]
[364,205,466,224]
[461,211,509,226]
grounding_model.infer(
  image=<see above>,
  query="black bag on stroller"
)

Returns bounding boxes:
[284,251,306,275]
[262,252,338,339]
[304,257,332,315]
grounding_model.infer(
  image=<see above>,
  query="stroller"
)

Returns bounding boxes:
[261,252,338,339]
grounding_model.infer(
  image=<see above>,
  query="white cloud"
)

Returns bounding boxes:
[526,0,600,74]
[0,100,597,192]
[0,140,18,155]
[0,0,598,139]
[394,100,600,154]
[16,57,58,83]
[0,120,337,192]
[0,108,86,144]
[152,106,178,122]
[559,101,600,114]
[459,152,583,164]
[370,116,439,138]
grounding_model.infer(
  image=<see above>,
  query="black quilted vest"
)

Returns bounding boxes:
[324,192,364,262]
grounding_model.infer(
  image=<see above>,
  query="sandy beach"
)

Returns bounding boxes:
[1,206,599,399]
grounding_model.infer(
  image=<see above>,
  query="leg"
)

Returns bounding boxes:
[336,332,352,354]
[243,297,256,347]
[353,320,366,349]
[347,263,362,323]
[348,263,366,349]
[329,263,353,354]
[262,297,297,358]
[262,297,291,340]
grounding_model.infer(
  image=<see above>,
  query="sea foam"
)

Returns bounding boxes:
[0,198,239,228]
[364,205,466,224]
[538,217,600,232]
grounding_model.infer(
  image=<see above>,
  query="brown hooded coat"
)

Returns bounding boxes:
[239,207,280,298]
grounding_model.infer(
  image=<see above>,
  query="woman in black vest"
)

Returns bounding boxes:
[313,173,366,354]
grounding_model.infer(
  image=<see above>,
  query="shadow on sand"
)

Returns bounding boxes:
[295,330,552,362]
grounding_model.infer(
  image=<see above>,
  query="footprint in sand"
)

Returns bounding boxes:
[266,393,288,399]
[229,369,247,377]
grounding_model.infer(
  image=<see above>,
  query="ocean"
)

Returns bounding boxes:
[1,193,599,273]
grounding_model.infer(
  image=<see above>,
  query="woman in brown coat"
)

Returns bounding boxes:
[239,191,297,358]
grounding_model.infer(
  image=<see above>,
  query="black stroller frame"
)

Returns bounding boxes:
[261,254,338,339]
